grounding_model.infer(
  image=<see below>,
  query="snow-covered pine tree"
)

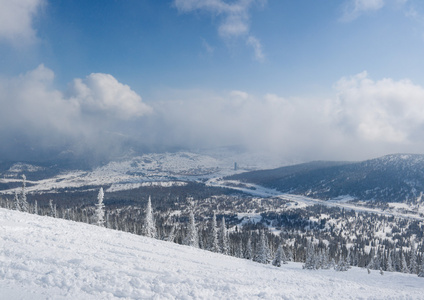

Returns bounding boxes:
[235,239,243,258]
[142,196,156,238]
[418,259,424,277]
[166,225,176,242]
[303,242,316,270]
[219,216,229,255]
[209,212,219,252]
[401,253,410,273]
[321,248,330,269]
[33,200,38,215]
[335,256,349,271]
[409,242,418,274]
[386,251,394,272]
[254,230,269,264]
[281,245,288,264]
[183,208,199,248]
[272,244,283,267]
[367,257,375,271]
[49,199,56,217]
[95,188,105,227]
[245,235,253,260]
[20,174,28,213]
[14,190,20,211]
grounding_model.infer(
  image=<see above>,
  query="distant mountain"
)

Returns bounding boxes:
[228,154,424,203]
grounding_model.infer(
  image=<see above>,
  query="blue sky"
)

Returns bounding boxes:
[1,0,424,162]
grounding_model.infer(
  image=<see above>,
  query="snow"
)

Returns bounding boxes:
[209,179,424,221]
[1,209,424,299]
[0,151,280,195]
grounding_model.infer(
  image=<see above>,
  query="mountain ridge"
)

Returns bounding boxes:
[228,153,424,203]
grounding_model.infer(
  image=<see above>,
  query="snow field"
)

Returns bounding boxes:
[1,208,424,299]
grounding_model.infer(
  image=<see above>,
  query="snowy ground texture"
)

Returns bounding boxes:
[1,209,423,300]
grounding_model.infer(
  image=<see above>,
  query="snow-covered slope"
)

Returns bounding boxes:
[0,151,287,195]
[230,153,424,203]
[1,209,423,299]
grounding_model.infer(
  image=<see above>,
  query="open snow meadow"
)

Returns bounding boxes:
[1,209,423,299]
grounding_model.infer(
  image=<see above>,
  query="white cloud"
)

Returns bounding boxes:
[149,72,424,161]
[0,0,44,45]
[0,65,153,160]
[246,35,264,62]
[0,64,79,135]
[69,73,152,120]
[341,0,385,21]
[174,0,266,61]
[332,71,424,144]
[4,66,424,162]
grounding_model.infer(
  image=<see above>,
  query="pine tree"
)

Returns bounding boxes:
[49,199,56,217]
[95,187,105,227]
[409,243,418,274]
[183,208,198,248]
[33,200,38,215]
[418,259,424,277]
[209,212,219,252]
[254,230,269,264]
[245,235,253,260]
[142,196,156,238]
[219,216,229,255]
[401,253,410,273]
[272,244,283,267]
[335,256,349,271]
[20,174,28,213]
[235,239,243,258]
[303,242,316,270]
[14,190,20,211]
[386,251,394,272]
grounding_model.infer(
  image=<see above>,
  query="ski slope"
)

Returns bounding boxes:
[1,209,423,299]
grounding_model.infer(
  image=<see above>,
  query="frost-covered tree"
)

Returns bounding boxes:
[208,212,219,252]
[386,251,394,272]
[418,259,424,277]
[235,239,243,258]
[303,242,316,270]
[49,199,56,218]
[245,235,253,260]
[183,208,198,248]
[33,200,38,215]
[95,188,105,227]
[20,174,28,213]
[13,190,20,211]
[272,244,284,267]
[409,243,418,274]
[219,216,229,255]
[142,196,156,238]
[401,253,410,273]
[335,256,349,271]
[254,230,269,264]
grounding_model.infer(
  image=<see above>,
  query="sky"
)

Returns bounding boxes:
[1,0,424,163]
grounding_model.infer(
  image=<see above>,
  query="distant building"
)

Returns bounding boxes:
[234,162,238,171]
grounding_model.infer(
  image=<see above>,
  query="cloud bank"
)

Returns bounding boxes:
[2,65,424,163]
[0,65,152,162]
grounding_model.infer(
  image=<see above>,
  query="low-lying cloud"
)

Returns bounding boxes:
[2,65,424,163]
[0,65,152,161]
